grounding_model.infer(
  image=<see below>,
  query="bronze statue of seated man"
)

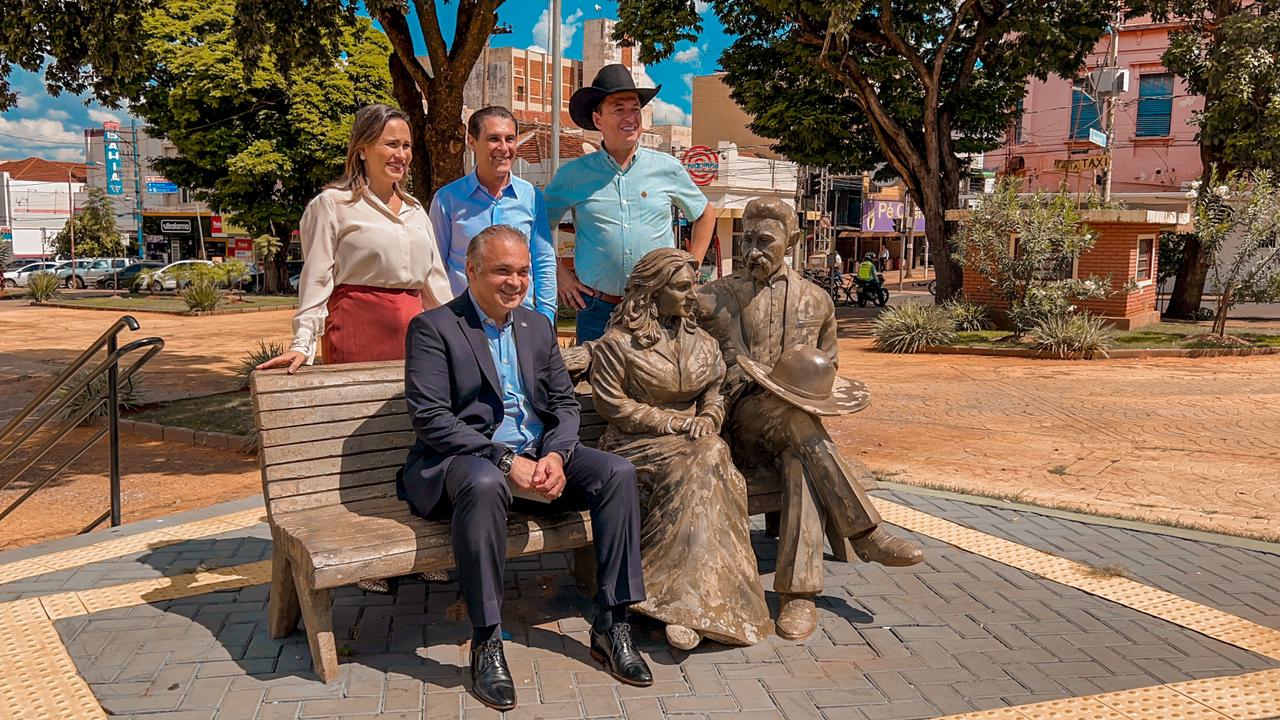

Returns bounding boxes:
[698,197,924,641]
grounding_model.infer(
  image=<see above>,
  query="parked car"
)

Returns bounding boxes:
[53,259,100,288]
[4,259,35,272]
[144,259,214,292]
[95,261,165,290]
[2,261,62,287]
[74,258,139,288]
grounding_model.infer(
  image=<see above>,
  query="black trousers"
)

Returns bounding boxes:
[426,447,646,628]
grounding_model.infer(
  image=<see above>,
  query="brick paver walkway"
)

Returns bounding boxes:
[2,490,1278,719]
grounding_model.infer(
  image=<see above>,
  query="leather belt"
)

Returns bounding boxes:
[584,286,623,305]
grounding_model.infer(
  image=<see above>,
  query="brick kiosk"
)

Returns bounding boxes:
[949,209,1190,330]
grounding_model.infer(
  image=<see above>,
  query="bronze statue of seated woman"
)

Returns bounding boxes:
[589,247,772,650]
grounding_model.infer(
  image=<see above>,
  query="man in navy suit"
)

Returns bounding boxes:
[398,224,651,711]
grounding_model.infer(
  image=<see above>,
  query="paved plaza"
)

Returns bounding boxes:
[2,488,1279,719]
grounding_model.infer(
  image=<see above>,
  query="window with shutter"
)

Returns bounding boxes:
[1070,79,1101,140]
[1136,73,1173,137]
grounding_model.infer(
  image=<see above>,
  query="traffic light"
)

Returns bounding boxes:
[806,171,822,198]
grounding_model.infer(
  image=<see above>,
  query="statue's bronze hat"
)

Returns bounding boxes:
[736,346,869,417]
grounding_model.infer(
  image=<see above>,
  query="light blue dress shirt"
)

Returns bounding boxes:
[468,291,544,455]
[544,146,708,297]
[431,172,557,325]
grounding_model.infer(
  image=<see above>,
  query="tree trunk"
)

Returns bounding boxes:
[915,168,964,303]
[389,53,433,200]
[423,91,467,202]
[1166,159,1218,319]
[1213,285,1231,337]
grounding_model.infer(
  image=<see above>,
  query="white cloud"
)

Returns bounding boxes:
[681,72,695,88]
[648,98,690,126]
[673,46,701,64]
[16,95,39,110]
[87,109,120,124]
[531,8,585,53]
[45,109,70,121]
[0,116,82,161]
[695,0,712,12]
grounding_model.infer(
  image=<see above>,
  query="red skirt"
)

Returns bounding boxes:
[321,284,422,364]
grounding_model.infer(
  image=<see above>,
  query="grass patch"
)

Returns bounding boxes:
[944,321,1280,351]
[130,391,254,436]
[1048,465,1069,476]
[53,293,298,314]
[1079,561,1131,579]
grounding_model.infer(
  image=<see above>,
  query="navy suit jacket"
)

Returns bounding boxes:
[397,293,580,517]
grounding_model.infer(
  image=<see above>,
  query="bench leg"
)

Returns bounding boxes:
[573,544,597,597]
[825,519,855,563]
[764,511,781,539]
[268,540,301,638]
[290,565,339,683]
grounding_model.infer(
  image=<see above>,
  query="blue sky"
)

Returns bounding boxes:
[0,1,729,162]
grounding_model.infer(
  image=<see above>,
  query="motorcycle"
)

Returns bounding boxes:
[854,274,890,307]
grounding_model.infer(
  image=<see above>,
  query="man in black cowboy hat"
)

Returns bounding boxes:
[699,197,924,642]
[545,63,716,343]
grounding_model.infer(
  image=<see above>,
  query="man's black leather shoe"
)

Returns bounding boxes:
[469,637,516,710]
[590,623,653,687]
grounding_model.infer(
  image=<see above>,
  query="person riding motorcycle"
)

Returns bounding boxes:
[855,253,881,293]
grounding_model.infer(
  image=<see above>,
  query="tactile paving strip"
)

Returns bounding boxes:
[0,599,104,720]
[878,500,1280,661]
[939,670,1280,719]
[0,507,264,587]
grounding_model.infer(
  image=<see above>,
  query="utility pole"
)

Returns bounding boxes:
[550,0,563,176]
[900,194,915,290]
[1101,11,1121,203]
[131,121,144,258]
[66,169,76,267]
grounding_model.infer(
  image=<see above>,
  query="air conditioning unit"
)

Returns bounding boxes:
[1088,68,1130,96]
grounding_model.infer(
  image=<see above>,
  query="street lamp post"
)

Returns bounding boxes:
[66,169,77,268]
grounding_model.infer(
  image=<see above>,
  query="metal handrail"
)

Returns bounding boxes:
[0,316,164,532]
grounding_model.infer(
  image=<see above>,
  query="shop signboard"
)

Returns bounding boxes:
[210,215,224,237]
[233,237,254,262]
[861,200,925,233]
[681,146,720,186]
[145,176,179,194]
[104,121,124,196]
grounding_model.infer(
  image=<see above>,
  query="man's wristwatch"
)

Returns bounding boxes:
[497,449,516,478]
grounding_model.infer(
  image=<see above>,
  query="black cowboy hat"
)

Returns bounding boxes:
[569,63,661,131]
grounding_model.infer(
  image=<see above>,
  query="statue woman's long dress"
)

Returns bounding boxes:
[589,248,771,650]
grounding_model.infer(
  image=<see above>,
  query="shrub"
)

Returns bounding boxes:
[873,303,956,353]
[57,368,143,425]
[182,278,222,312]
[27,271,61,303]
[238,339,290,389]
[1030,313,1117,359]
[942,300,992,331]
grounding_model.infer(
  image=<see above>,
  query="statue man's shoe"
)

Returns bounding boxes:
[851,527,924,567]
[665,624,702,651]
[469,638,517,711]
[775,594,817,641]
[590,623,654,686]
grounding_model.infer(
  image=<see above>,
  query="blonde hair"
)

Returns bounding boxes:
[327,104,413,204]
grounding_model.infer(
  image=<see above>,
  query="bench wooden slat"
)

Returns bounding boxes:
[260,414,412,448]
[252,364,403,395]
[264,448,407,484]
[261,430,416,468]
[253,380,405,412]
[267,467,399,500]
[257,400,409,432]
[269,483,399,514]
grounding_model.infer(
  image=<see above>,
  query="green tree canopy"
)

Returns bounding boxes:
[122,0,393,291]
[53,188,124,258]
[615,0,1115,299]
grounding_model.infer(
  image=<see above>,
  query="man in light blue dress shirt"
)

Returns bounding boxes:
[545,64,716,342]
[432,106,558,326]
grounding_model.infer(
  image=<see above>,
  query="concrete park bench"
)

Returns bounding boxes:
[251,358,858,681]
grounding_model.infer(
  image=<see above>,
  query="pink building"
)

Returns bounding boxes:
[986,18,1202,210]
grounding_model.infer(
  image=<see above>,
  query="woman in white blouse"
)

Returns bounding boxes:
[258,105,452,594]
[258,103,452,373]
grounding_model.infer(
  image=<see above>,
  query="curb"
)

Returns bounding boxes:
[919,344,1280,360]
[90,416,255,452]
[36,300,297,316]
